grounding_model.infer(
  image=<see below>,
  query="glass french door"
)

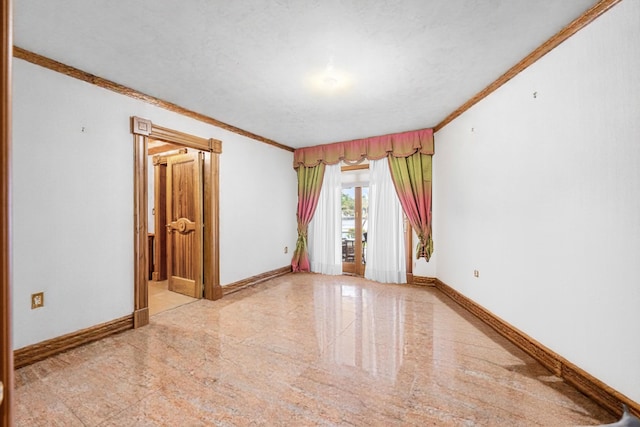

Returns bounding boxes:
[342,186,368,276]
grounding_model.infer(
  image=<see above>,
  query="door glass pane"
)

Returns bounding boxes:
[341,187,355,262]
[361,187,368,265]
[341,186,368,266]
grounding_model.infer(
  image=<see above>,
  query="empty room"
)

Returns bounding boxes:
[1,0,639,425]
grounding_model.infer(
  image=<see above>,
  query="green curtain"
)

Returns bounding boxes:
[291,164,326,272]
[388,153,433,261]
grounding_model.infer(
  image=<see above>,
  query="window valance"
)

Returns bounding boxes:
[293,128,434,169]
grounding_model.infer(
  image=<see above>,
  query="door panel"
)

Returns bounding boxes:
[151,148,187,282]
[166,152,203,298]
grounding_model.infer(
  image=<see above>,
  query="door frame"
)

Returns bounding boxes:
[1,0,12,423]
[0,0,13,427]
[131,116,222,328]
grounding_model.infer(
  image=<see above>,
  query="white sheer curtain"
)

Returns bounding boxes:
[365,158,406,283]
[308,163,342,275]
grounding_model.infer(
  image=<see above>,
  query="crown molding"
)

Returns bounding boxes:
[434,0,623,132]
[13,46,294,152]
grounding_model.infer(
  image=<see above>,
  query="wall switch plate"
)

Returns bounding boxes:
[31,292,44,309]
[284,246,288,254]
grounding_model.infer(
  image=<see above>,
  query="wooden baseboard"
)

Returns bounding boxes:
[412,275,436,286]
[13,314,134,369]
[14,264,287,367]
[222,265,292,296]
[433,278,639,418]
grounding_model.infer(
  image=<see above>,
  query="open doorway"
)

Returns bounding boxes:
[340,161,414,283]
[341,164,369,277]
[131,117,222,328]
[341,186,368,276]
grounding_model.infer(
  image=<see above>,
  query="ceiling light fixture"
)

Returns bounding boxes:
[323,76,339,87]
[322,57,339,87]
[306,56,353,94]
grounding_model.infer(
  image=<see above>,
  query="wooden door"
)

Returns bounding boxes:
[151,148,187,282]
[166,152,203,298]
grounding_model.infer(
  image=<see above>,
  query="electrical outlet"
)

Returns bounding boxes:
[31,292,44,309]
[284,246,288,254]
[473,270,479,278]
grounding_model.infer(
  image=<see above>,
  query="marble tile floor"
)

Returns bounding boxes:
[148,280,197,316]
[14,273,615,426]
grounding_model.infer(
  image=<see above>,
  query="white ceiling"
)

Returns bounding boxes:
[13,0,598,149]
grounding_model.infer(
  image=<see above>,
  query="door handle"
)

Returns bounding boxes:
[0,380,3,405]
[166,218,196,234]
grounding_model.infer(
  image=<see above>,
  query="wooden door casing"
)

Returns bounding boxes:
[132,116,222,328]
[166,152,203,298]
[1,0,12,423]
